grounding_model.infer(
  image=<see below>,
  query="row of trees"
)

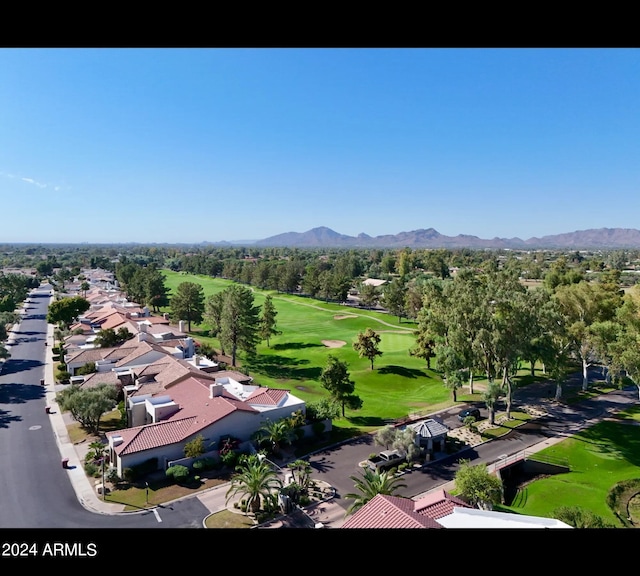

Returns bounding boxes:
[170,282,280,367]
[115,259,170,312]
[410,264,636,415]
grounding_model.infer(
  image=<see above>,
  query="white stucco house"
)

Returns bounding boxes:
[106,374,306,477]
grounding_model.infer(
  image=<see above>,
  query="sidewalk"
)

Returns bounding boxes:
[42,318,127,515]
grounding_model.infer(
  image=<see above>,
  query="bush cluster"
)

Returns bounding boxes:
[166,465,190,484]
[123,457,158,482]
[192,457,216,471]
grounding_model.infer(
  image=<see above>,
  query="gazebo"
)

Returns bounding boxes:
[407,418,449,460]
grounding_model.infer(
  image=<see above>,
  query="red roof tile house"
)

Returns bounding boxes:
[106,375,306,477]
[342,490,470,529]
[342,489,573,529]
[341,494,445,529]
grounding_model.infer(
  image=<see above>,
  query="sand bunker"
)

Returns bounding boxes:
[334,314,357,320]
[322,340,347,348]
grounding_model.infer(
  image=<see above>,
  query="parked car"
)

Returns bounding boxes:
[458,407,481,422]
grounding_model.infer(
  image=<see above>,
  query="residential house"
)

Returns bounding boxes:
[341,489,573,529]
[107,375,306,477]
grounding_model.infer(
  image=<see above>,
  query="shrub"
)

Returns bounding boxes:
[77,362,96,375]
[306,398,340,421]
[106,468,121,484]
[184,434,206,459]
[193,457,216,471]
[220,450,239,469]
[56,370,71,384]
[165,465,190,484]
[84,462,99,477]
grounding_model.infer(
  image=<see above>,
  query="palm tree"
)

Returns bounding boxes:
[225,454,283,515]
[255,418,293,456]
[344,468,407,515]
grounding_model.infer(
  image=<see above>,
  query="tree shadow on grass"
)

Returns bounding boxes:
[271,342,324,351]
[574,420,640,468]
[347,415,388,427]
[377,365,427,379]
[247,355,322,381]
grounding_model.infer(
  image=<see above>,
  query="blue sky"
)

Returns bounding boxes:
[2,47,639,244]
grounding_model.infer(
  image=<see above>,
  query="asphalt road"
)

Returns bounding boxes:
[306,369,638,512]
[0,286,211,529]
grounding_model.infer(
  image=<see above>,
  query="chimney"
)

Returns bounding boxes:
[179,320,185,332]
[163,313,169,320]
[194,355,200,366]
[138,332,147,342]
[209,383,223,398]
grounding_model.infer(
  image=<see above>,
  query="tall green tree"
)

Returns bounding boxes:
[380,276,407,322]
[554,279,622,391]
[320,355,362,417]
[219,284,261,367]
[454,459,503,510]
[353,327,383,370]
[93,327,134,348]
[204,291,225,339]
[485,271,530,419]
[344,468,407,515]
[259,295,280,348]
[144,267,170,312]
[46,296,90,328]
[359,283,379,309]
[482,381,504,426]
[610,296,640,400]
[170,281,205,332]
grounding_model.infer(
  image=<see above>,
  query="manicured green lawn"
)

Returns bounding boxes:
[499,406,640,526]
[160,271,451,434]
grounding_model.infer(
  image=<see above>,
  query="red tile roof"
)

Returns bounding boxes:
[110,417,200,455]
[414,489,471,519]
[245,387,289,406]
[108,376,260,455]
[341,494,443,529]
[342,489,472,529]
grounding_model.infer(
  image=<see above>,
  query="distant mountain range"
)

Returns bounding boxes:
[250,226,640,249]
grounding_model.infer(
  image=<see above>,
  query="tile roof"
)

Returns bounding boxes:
[109,376,259,455]
[66,346,127,364]
[407,418,450,439]
[341,494,443,529]
[246,387,289,406]
[110,417,200,455]
[99,313,130,330]
[414,489,471,519]
[79,370,122,388]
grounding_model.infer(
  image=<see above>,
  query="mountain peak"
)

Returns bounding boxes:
[254,226,640,249]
